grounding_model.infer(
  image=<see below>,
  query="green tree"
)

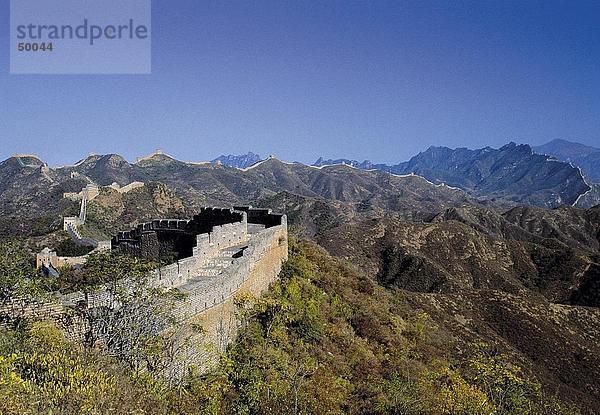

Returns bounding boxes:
[0,240,35,302]
[465,344,543,415]
[0,321,117,414]
[66,251,191,382]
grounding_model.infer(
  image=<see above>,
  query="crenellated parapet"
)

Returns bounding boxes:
[29,206,288,368]
[112,207,287,324]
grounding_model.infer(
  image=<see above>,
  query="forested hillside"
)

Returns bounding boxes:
[0,240,579,414]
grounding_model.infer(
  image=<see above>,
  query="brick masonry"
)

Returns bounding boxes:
[9,206,288,362]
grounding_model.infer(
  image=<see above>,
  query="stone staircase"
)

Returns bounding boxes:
[177,243,247,293]
[66,223,98,248]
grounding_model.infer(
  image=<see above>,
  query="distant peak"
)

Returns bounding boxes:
[312,157,375,169]
[500,142,531,153]
[135,150,178,165]
[542,139,594,148]
[103,153,127,161]
[84,153,99,159]
[211,152,262,169]
[237,155,295,171]
[5,154,45,168]
[535,139,599,152]
[12,153,41,160]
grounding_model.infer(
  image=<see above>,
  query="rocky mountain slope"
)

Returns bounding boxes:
[0,156,85,237]
[325,224,585,302]
[405,289,600,412]
[393,143,589,207]
[211,151,262,168]
[434,204,600,253]
[316,203,600,411]
[534,139,600,182]
[576,183,600,209]
[80,182,187,240]
[68,154,142,186]
[316,142,593,208]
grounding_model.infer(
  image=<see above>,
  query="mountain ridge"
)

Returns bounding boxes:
[1,140,597,223]
[315,142,594,208]
[211,151,262,169]
[533,139,600,182]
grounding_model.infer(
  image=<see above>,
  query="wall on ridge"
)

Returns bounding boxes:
[0,296,87,341]
[193,220,247,265]
[112,208,247,262]
[172,222,287,319]
[153,218,249,288]
[183,222,288,357]
[9,207,289,375]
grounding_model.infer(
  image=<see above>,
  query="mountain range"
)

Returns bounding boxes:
[1,140,598,236]
[0,151,476,236]
[1,140,600,411]
[315,142,597,208]
[534,139,600,182]
[210,151,262,169]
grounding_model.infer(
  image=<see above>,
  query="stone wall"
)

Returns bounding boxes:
[16,207,288,373]
[36,248,88,269]
[36,245,111,271]
[112,208,249,262]
[173,224,286,319]
[109,181,145,194]
[0,296,87,341]
[113,219,192,260]
[63,184,100,202]
[185,223,288,355]
[235,206,286,228]
[115,207,288,358]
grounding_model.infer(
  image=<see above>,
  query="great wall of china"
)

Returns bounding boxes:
[112,206,288,349]
[37,182,146,271]
[7,204,288,360]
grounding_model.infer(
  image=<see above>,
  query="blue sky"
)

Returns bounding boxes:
[1,0,599,166]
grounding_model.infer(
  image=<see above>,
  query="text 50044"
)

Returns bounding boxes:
[17,42,54,52]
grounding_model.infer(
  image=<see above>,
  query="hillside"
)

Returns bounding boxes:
[0,156,84,238]
[534,139,600,182]
[316,205,600,411]
[0,240,585,414]
[316,143,593,208]
[320,204,600,304]
[79,182,188,240]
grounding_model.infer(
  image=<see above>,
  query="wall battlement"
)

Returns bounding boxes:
[114,206,288,355]
[24,207,288,366]
[111,206,287,293]
[61,207,285,355]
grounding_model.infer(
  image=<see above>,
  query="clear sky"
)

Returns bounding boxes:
[1,0,599,166]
